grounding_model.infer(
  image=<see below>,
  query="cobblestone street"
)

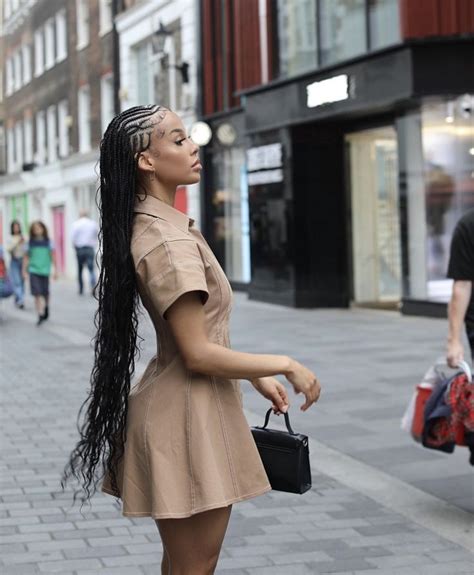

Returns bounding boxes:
[1,281,473,574]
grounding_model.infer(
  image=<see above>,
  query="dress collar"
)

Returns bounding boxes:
[134,194,194,233]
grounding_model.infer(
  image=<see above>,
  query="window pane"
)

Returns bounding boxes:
[422,96,474,301]
[211,147,251,282]
[320,0,366,66]
[369,0,400,50]
[276,0,317,77]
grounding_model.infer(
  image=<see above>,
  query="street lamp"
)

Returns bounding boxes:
[151,20,190,84]
[152,20,173,55]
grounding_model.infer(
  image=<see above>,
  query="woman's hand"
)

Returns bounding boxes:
[285,360,321,411]
[251,377,289,414]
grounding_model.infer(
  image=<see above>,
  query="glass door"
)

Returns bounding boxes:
[346,126,402,305]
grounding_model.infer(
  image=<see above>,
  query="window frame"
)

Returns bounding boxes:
[76,0,90,50]
[34,27,45,77]
[78,84,91,152]
[55,9,68,63]
[99,0,113,36]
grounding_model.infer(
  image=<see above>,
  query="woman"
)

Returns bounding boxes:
[22,221,57,325]
[63,105,320,574]
[7,220,25,309]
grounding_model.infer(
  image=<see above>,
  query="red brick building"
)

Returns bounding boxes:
[0,0,116,278]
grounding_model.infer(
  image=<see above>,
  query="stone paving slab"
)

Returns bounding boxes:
[0,282,473,573]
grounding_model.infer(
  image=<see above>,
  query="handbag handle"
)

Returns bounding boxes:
[260,408,296,435]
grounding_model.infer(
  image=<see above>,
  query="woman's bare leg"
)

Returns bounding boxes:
[156,505,232,575]
[161,546,170,575]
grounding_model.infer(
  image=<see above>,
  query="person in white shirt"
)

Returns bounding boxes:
[71,210,98,295]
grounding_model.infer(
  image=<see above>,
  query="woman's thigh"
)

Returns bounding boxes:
[156,505,232,573]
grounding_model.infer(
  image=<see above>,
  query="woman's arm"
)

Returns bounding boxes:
[167,292,321,411]
[22,254,29,278]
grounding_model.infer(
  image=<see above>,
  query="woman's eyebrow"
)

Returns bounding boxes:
[169,128,185,135]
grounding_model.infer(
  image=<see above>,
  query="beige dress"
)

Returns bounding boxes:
[102,195,271,519]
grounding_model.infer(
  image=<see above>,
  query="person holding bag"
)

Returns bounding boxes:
[63,105,321,575]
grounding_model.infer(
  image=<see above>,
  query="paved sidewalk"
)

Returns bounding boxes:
[0,282,473,574]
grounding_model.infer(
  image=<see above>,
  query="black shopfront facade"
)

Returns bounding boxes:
[203,38,474,314]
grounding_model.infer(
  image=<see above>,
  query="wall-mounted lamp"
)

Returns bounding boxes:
[152,20,190,84]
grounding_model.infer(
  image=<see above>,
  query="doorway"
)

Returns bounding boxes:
[346,126,402,307]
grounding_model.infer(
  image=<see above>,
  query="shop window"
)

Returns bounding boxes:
[275,0,318,77]
[211,147,251,283]
[320,0,366,66]
[422,96,474,301]
[368,0,400,50]
[400,96,474,302]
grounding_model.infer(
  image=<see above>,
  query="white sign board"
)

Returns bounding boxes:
[247,169,283,186]
[306,74,349,108]
[247,143,282,172]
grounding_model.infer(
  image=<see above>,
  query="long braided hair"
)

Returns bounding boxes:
[63,105,167,503]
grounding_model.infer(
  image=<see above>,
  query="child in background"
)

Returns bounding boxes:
[22,221,57,325]
[7,220,26,309]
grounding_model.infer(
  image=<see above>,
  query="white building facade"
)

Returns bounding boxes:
[116,0,202,227]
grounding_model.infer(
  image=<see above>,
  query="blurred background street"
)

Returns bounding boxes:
[0,283,473,573]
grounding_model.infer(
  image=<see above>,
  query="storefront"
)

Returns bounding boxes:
[203,112,251,287]
[203,37,474,314]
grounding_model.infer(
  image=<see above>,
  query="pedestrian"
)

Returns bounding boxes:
[63,105,321,574]
[446,207,474,366]
[71,209,98,295]
[22,221,57,326]
[6,220,25,308]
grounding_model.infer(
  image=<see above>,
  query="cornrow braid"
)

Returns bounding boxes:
[62,105,168,504]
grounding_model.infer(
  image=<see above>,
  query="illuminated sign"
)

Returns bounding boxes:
[306,74,349,108]
[246,143,283,185]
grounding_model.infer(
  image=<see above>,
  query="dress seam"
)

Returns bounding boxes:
[186,370,196,511]
[143,372,156,484]
[211,376,239,498]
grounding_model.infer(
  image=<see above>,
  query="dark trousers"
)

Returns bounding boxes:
[75,247,96,294]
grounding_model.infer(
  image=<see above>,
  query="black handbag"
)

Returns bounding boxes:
[251,408,311,494]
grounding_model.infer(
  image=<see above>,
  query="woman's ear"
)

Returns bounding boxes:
[137,151,155,175]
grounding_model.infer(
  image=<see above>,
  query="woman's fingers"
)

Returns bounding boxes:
[300,379,321,411]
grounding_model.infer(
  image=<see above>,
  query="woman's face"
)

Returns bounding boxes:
[31,223,43,237]
[137,111,201,187]
[12,223,21,235]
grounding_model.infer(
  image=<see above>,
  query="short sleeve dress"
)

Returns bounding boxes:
[102,195,271,519]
